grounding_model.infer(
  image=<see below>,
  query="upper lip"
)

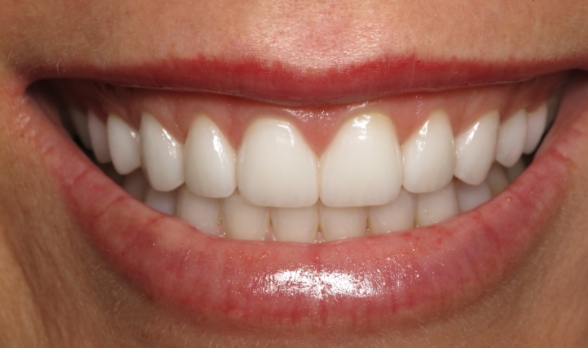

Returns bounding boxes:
[23,55,587,105]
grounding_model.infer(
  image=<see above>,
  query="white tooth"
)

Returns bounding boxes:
[368,188,416,234]
[271,205,319,243]
[454,111,499,185]
[506,159,526,182]
[486,163,509,196]
[184,116,236,198]
[123,170,148,201]
[107,114,141,175]
[237,118,318,207]
[495,109,527,167]
[402,111,455,193]
[144,187,177,215]
[523,103,548,154]
[319,204,367,241]
[88,111,111,163]
[70,107,92,149]
[320,114,403,207]
[456,182,492,212]
[221,192,269,240]
[140,113,184,192]
[416,182,459,226]
[176,186,220,235]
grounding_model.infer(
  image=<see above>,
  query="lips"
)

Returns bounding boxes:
[14,56,588,332]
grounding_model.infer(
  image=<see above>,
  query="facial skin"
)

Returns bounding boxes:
[0,1,588,347]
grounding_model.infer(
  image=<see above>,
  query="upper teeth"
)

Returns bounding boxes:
[78,100,553,242]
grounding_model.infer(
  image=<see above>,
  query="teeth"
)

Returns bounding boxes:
[416,182,459,226]
[88,111,111,163]
[319,204,367,241]
[320,114,403,207]
[454,111,499,185]
[486,163,509,196]
[107,114,141,175]
[523,103,548,154]
[506,159,526,182]
[140,113,185,192]
[271,205,319,243]
[402,111,455,193]
[70,107,92,149]
[368,188,416,234]
[237,118,318,207]
[221,192,269,240]
[123,170,148,201]
[176,186,220,235]
[184,116,236,198]
[456,181,492,212]
[495,109,527,167]
[144,187,177,215]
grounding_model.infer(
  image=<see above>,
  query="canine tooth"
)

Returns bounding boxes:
[456,182,492,212]
[320,114,403,207]
[369,188,416,234]
[454,111,499,185]
[403,111,455,193]
[123,170,148,201]
[319,204,367,241]
[144,187,177,215]
[88,111,111,163]
[496,109,527,167]
[184,116,236,198]
[486,163,509,196]
[416,182,459,226]
[221,192,269,240]
[70,107,92,149]
[238,118,318,207]
[140,113,184,192]
[107,114,141,175]
[271,205,319,243]
[506,159,526,182]
[523,103,548,154]
[176,186,220,235]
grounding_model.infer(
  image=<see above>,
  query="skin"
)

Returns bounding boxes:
[0,1,588,347]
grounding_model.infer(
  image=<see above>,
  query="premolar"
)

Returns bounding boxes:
[107,114,141,175]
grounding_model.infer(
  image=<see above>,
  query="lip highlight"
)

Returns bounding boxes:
[20,68,588,331]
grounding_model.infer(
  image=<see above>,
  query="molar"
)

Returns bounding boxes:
[70,107,92,149]
[523,102,548,154]
[88,111,111,163]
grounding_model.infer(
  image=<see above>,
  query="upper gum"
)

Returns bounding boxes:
[60,73,564,154]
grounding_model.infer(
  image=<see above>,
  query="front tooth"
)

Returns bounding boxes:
[237,118,318,207]
[221,192,269,240]
[271,205,319,243]
[70,107,92,149]
[88,111,111,163]
[144,187,177,215]
[416,182,459,226]
[454,111,499,185]
[402,111,455,193]
[176,186,220,235]
[123,170,148,201]
[107,114,141,175]
[523,102,548,154]
[140,113,184,192]
[495,109,527,167]
[320,114,403,207]
[184,116,236,198]
[368,188,416,234]
[456,182,492,212]
[319,204,367,241]
[486,163,509,196]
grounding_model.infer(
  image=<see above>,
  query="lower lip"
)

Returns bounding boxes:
[29,76,586,331]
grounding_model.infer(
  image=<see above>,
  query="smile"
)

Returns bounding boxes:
[18,62,587,330]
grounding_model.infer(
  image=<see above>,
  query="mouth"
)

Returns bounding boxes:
[17,61,588,331]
